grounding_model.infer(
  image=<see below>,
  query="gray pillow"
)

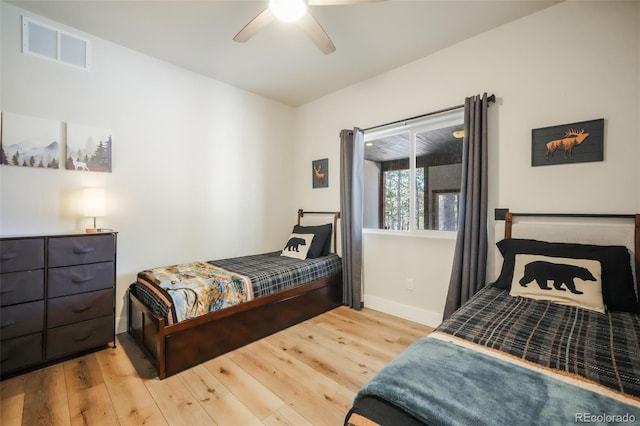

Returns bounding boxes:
[292,223,332,258]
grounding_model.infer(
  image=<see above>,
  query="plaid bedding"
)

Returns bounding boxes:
[210,252,341,298]
[437,285,640,398]
[129,252,342,325]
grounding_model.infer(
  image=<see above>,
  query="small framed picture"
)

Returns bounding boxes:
[312,158,328,188]
[531,118,604,166]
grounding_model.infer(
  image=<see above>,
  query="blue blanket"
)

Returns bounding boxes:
[355,334,640,425]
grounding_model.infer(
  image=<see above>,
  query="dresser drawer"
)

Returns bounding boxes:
[0,270,44,306]
[48,262,114,298]
[48,289,113,328]
[0,238,44,273]
[46,315,113,360]
[0,301,44,339]
[48,235,115,267]
[0,333,43,374]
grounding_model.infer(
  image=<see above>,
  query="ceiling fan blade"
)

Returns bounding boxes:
[297,12,336,54]
[233,8,274,43]
[308,0,385,5]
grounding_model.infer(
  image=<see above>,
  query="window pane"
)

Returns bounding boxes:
[427,163,462,230]
[416,167,425,229]
[415,127,463,230]
[384,169,410,230]
[435,192,459,231]
[363,111,464,232]
[364,132,410,230]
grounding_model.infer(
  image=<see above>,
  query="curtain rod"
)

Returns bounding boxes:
[363,94,496,132]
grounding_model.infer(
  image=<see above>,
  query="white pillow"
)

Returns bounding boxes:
[509,254,605,314]
[280,233,315,260]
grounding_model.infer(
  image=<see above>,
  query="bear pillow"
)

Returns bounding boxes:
[509,254,605,314]
[280,233,315,260]
[292,224,332,258]
[492,238,638,313]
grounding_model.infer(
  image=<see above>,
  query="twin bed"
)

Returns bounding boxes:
[127,210,342,379]
[346,211,640,425]
[128,209,640,424]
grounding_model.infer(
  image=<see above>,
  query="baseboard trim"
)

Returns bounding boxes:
[363,295,443,328]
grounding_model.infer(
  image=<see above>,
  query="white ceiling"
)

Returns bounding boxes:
[8,0,558,106]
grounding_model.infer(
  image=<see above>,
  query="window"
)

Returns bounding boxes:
[363,110,463,232]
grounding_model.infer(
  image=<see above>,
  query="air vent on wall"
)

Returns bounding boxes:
[22,16,91,70]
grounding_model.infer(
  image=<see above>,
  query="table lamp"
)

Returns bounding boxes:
[83,188,105,233]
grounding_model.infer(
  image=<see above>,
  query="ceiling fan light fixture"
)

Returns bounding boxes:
[269,0,307,22]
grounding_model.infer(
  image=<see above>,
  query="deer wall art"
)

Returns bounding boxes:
[313,164,325,183]
[531,119,604,167]
[545,128,589,159]
[312,159,329,188]
[72,157,89,171]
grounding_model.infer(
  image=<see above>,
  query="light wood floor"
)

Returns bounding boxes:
[1,307,432,426]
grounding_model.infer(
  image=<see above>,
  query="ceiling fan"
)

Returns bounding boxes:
[233,0,383,55]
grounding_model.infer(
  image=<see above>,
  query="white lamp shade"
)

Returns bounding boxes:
[83,188,105,217]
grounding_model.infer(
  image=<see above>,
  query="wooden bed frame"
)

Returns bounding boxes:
[346,210,640,426]
[127,210,342,379]
[503,210,640,290]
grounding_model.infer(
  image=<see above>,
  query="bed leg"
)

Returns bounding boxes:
[157,333,166,379]
[635,214,639,292]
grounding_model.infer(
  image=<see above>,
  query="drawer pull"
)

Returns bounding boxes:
[73,248,95,254]
[0,253,17,261]
[71,306,92,313]
[72,334,91,342]
[71,276,95,284]
[0,320,16,328]
[0,288,15,294]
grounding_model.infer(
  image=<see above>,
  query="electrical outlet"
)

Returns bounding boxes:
[406,278,414,291]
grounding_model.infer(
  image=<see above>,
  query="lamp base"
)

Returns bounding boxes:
[85,228,100,233]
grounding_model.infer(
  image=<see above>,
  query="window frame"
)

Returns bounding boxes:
[363,109,463,237]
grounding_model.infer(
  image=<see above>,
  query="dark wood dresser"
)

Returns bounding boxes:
[0,232,116,376]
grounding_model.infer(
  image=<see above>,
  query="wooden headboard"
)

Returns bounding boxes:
[297,209,341,254]
[499,210,640,292]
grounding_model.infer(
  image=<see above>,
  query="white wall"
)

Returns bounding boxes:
[362,232,455,325]
[1,1,638,332]
[0,2,296,333]
[294,1,640,326]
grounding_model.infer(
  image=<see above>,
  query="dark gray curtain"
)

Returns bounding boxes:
[340,128,364,309]
[443,93,489,320]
